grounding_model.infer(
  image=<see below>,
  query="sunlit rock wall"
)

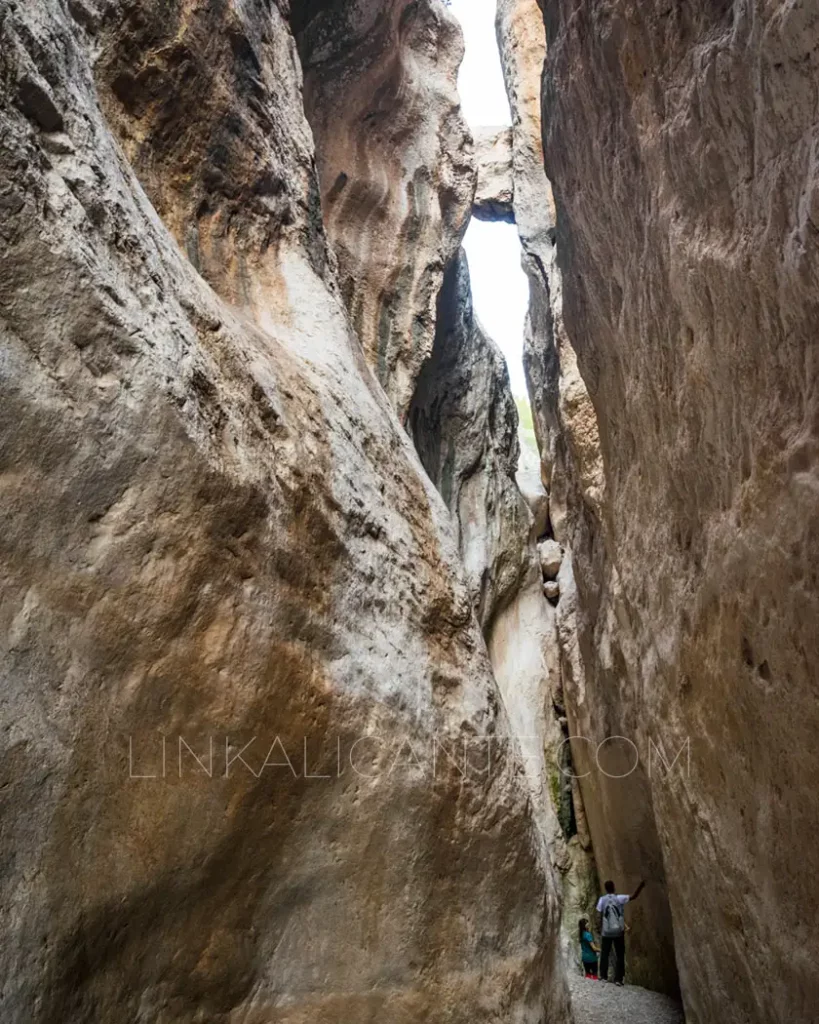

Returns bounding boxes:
[496,0,605,967]
[293,0,474,419]
[408,246,571,1013]
[539,0,819,1018]
[409,248,529,631]
[0,0,570,1019]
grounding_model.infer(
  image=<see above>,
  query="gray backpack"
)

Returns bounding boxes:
[601,895,625,937]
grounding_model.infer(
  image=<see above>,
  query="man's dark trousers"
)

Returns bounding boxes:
[600,934,626,983]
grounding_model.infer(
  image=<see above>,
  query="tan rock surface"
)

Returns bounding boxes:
[0,0,568,1020]
[497,0,603,527]
[539,0,819,1017]
[473,126,514,223]
[408,246,575,1009]
[408,232,598,1002]
[538,538,563,580]
[409,248,530,630]
[497,0,602,963]
[294,0,475,420]
[498,0,681,993]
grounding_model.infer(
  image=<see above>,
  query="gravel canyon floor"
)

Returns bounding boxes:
[569,974,685,1024]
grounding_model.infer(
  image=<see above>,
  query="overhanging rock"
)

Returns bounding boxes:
[472,126,515,223]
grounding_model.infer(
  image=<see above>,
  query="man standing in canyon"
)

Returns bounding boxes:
[596,878,645,985]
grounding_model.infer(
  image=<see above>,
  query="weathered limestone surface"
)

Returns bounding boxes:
[0,0,568,1020]
[293,0,475,420]
[496,0,603,968]
[539,0,819,1019]
[409,248,529,631]
[496,0,555,259]
[473,126,514,223]
[408,247,572,1008]
[497,0,604,528]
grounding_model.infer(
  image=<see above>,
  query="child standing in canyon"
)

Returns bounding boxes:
[578,918,599,978]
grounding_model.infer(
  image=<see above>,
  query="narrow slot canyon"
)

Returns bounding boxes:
[0,0,817,1022]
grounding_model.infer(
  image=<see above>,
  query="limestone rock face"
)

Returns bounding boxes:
[93,0,332,308]
[497,0,604,531]
[497,0,602,962]
[409,249,530,631]
[473,126,514,223]
[496,0,555,248]
[0,0,567,1020]
[539,0,819,1019]
[408,249,572,1012]
[293,0,475,419]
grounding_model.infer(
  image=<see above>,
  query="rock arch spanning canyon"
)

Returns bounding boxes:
[0,0,817,1022]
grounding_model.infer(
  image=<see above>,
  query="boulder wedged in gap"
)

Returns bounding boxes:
[473,126,515,223]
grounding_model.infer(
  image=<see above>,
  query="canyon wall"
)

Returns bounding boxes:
[293,0,474,419]
[531,0,819,1019]
[0,0,569,1020]
[408,242,578,960]
[409,247,529,632]
[296,8,580,984]
[407,232,601,999]
[495,0,603,965]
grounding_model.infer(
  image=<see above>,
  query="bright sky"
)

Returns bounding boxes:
[448,0,530,399]
[462,221,529,396]
[449,0,511,126]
